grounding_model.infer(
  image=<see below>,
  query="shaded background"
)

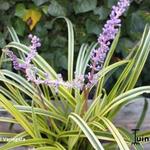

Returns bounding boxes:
[0,0,150,87]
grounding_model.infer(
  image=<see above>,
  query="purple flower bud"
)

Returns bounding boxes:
[36,42,41,47]
[28,34,33,39]
[25,34,41,64]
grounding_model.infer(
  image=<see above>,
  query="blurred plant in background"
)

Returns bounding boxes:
[0,0,150,87]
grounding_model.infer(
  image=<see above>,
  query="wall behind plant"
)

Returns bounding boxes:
[0,0,150,85]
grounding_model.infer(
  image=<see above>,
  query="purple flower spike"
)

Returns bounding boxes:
[4,49,20,70]
[25,34,41,64]
[88,0,130,85]
[4,34,41,72]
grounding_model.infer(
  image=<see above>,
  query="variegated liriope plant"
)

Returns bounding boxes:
[0,0,150,149]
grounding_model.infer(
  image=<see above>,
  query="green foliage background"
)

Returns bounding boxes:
[0,0,150,85]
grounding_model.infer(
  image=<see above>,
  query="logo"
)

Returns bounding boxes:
[132,129,150,145]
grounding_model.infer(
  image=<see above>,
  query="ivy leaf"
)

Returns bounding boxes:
[0,2,10,10]
[134,0,143,4]
[94,6,109,20]
[15,3,27,18]
[126,11,147,40]
[32,0,49,6]
[14,19,25,36]
[105,0,118,8]
[23,9,42,30]
[57,54,67,69]
[140,11,150,23]
[41,5,49,15]
[74,0,97,14]
[85,19,101,35]
[116,38,134,57]
[48,0,66,16]
[41,53,55,68]
[51,36,67,47]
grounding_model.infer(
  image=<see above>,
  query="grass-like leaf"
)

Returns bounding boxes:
[100,117,130,150]
[0,94,35,137]
[100,86,150,116]
[69,113,104,150]
[0,138,53,150]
